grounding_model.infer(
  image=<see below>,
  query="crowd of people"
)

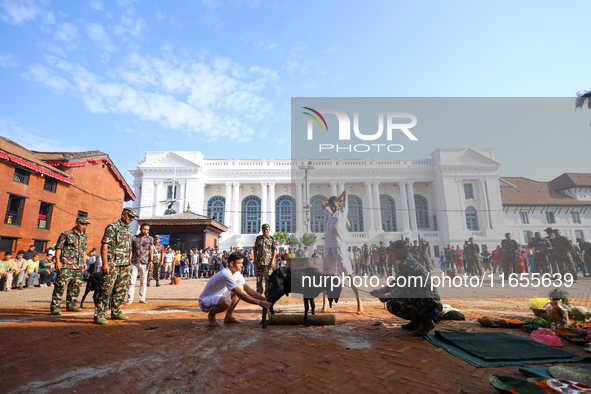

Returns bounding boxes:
[0,199,589,337]
[440,228,591,282]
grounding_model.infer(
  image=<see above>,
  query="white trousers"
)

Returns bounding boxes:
[127,264,148,303]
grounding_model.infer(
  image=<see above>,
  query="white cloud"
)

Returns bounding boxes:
[114,16,146,38]
[89,0,103,10]
[117,0,138,6]
[0,117,82,151]
[0,51,19,67]
[55,22,78,42]
[31,52,276,141]
[23,63,71,93]
[0,0,55,27]
[86,22,116,52]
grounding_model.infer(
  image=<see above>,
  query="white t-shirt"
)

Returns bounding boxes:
[164,252,175,263]
[202,253,209,265]
[324,200,349,248]
[199,269,246,300]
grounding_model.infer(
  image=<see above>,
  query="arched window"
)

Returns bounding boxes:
[380,195,397,232]
[241,195,261,234]
[465,206,479,231]
[275,195,296,233]
[347,194,364,232]
[414,194,430,229]
[207,196,225,224]
[310,195,327,233]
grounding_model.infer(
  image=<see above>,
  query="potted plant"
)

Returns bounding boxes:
[446,261,457,278]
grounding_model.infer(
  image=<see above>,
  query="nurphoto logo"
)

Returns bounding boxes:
[302,107,418,153]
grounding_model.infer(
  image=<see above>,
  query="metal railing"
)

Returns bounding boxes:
[4,211,20,225]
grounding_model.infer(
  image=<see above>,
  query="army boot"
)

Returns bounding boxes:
[412,320,435,336]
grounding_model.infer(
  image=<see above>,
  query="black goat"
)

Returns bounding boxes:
[79,272,104,309]
[262,267,342,328]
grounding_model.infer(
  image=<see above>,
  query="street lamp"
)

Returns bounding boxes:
[298,161,315,233]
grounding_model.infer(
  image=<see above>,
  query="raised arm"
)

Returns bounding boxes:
[340,189,348,202]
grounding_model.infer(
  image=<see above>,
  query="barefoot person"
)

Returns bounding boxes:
[321,190,364,314]
[198,251,271,327]
[370,240,442,337]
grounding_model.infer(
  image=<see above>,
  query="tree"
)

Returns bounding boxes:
[300,233,317,250]
[575,90,591,111]
[288,235,301,249]
[274,231,290,247]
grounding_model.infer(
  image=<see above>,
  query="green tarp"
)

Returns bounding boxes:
[426,331,588,368]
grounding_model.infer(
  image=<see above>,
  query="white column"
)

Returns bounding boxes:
[268,182,276,233]
[399,182,410,232]
[373,182,382,232]
[296,182,303,234]
[338,182,345,194]
[233,182,241,233]
[457,180,466,229]
[479,179,491,230]
[330,182,337,197]
[408,181,418,232]
[153,181,162,217]
[365,182,374,233]
[261,182,268,227]
[224,183,232,228]
[181,181,187,212]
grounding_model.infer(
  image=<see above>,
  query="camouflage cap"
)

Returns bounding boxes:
[122,207,138,218]
[153,234,160,239]
[262,223,270,229]
[544,227,554,232]
[76,217,90,225]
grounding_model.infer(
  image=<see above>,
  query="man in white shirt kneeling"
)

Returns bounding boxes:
[198,251,271,327]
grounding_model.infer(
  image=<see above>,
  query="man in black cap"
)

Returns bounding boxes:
[578,238,591,277]
[544,227,559,274]
[370,240,442,336]
[253,223,277,296]
[50,216,90,315]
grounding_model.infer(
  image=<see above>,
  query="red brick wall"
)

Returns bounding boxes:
[0,160,127,254]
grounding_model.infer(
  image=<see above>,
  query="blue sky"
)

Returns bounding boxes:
[0,0,590,188]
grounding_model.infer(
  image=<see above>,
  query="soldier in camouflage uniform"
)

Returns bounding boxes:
[500,233,519,279]
[410,240,420,260]
[148,235,164,286]
[551,229,578,281]
[388,241,399,276]
[253,223,277,297]
[464,237,483,276]
[296,246,305,258]
[544,227,560,274]
[578,238,591,277]
[362,244,371,275]
[370,241,442,337]
[93,207,136,325]
[50,217,90,315]
[528,232,552,275]
[377,241,388,277]
[418,238,431,271]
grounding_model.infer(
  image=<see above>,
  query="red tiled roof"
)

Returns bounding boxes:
[548,173,591,191]
[500,176,590,206]
[0,136,71,178]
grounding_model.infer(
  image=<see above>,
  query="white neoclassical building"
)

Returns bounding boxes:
[129,147,533,257]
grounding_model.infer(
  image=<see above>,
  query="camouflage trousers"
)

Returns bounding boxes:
[500,255,517,279]
[256,265,273,297]
[533,254,551,275]
[465,256,483,276]
[94,265,131,320]
[548,254,560,275]
[149,261,161,282]
[386,297,443,322]
[554,253,579,280]
[50,268,83,311]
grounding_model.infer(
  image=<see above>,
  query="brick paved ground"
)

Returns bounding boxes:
[2,275,591,393]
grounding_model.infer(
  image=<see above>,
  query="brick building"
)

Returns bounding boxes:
[0,137,135,254]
